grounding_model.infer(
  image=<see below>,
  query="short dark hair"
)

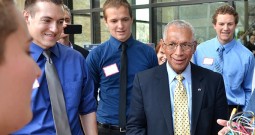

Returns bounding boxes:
[103,0,132,21]
[0,0,17,64]
[212,4,239,25]
[24,0,63,16]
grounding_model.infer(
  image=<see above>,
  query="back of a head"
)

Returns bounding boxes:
[24,0,63,16]
[212,4,239,25]
[0,0,17,64]
[103,0,132,20]
[163,20,195,41]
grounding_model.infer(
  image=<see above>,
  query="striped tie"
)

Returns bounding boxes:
[214,46,224,74]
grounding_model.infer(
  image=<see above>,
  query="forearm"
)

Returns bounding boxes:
[80,112,98,135]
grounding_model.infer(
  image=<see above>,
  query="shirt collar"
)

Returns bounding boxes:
[166,61,192,83]
[214,36,236,54]
[109,35,134,50]
[30,42,60,62]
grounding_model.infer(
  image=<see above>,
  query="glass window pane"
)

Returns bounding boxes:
[100,0,106,8]
[100,0,147,7]
[154,2,228,44]
[136,22,150,43]
[15,0,25,10]
[155,0,202,2]
[100,12,111,42]
[73,0,90,10]
[73,15,91,46]
[136,8,149,43]
[134,0,149,5]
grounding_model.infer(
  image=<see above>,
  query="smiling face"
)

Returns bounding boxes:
[157,45,166,65]
[213,14,236,45]
[104,6,133,42]
[163,25,196,74]
[0,4,41,134]
[24,1,64,49]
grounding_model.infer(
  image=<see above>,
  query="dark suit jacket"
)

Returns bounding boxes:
[73,44,89,58]
[127,62,228,135]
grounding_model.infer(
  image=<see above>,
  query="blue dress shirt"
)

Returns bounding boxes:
[86,35,158,125]
[167,62,192,126]
[245,90,255,113]
[193,37,254,108]
[13,42,97,134]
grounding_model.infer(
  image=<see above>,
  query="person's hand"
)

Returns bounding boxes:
[217,119,229,135]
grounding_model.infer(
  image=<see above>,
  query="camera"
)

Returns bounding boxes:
[64,25,82,34]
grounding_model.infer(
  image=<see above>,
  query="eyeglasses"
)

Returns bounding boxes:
[161,39,195,51]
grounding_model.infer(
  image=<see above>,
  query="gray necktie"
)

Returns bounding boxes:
[43,50,72,135]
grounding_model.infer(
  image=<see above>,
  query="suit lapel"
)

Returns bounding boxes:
[190,63,205,135]
[155,64,174,135]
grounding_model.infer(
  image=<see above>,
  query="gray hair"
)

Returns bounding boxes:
[63,4,71,17]
[163,20,195,41]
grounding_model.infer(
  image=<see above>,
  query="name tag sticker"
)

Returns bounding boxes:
[203,58,214,65]
[103,63,119,77]
[32,79,40,89]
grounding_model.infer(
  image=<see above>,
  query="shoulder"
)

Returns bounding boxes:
[86,41,110,64]
[136,65,163,79]
[235,41,253,53]
[89,40,109,54]
[57,43,84,60]
[197,38,215,50]
[133,40,154,50]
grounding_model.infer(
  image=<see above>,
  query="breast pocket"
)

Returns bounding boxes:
[62,80,83,109]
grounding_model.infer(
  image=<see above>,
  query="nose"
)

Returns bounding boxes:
[63,21,68,28]
[117,21,124,29]
[175,45,184,55]
[223,24,228,30]
[50,22,60,33]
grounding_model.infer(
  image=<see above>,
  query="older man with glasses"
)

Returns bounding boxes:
[126,20,228,135]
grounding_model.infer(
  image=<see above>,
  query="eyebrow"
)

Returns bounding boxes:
[40,16,65,21]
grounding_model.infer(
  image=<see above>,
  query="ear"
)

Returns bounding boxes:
[192,41,198,54]
[23,10,31,25]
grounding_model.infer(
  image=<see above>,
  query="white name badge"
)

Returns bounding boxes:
[103,63,119,77]
[32,79,40,89]
[203,58,214,65]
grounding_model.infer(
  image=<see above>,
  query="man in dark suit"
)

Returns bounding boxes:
[58,4,89,58]
[126,20,228,135]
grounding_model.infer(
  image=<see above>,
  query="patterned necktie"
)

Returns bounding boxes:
[215,46,224,74]
[174,74,190,135]
[43,50,72,135]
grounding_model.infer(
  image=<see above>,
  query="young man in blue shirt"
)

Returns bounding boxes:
[193,5,254,115]
[86,0,158,134]
[13,0,97,134]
